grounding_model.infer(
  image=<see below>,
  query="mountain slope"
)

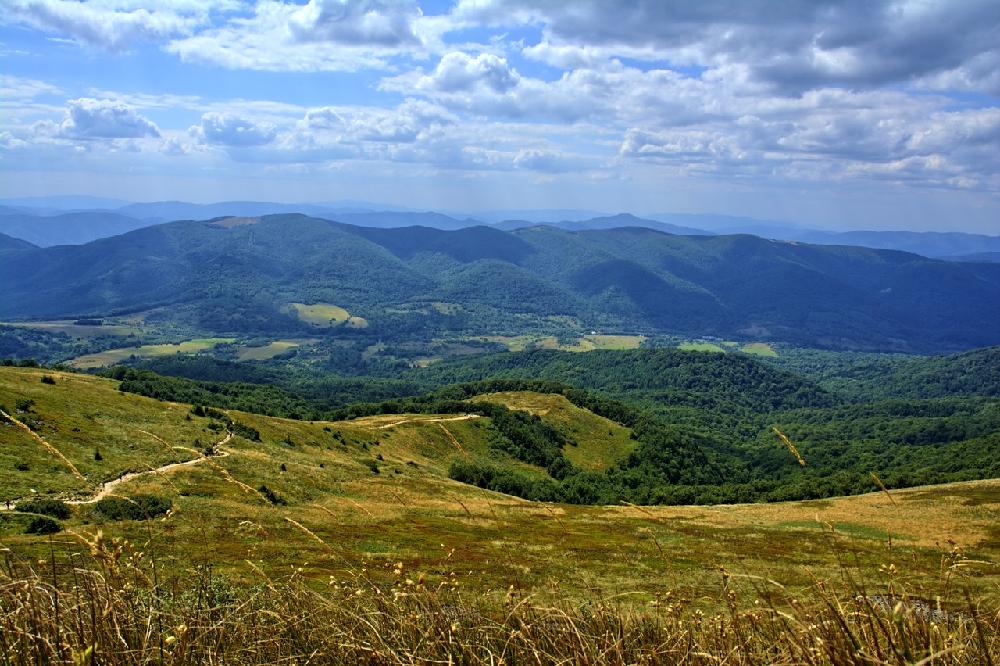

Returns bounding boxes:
[495,213,707,235]
[0,211,154,246]
[1,215,998,351]
[0,231,36,253]
[0,215,431,321]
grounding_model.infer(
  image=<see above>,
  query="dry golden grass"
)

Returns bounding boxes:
[0,528,997,664]
[2,366,999,643]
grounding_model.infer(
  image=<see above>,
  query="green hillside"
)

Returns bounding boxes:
[58,344,995,506]
[2,365,998,608]
[2,364,998,663]
[2,215,999,351]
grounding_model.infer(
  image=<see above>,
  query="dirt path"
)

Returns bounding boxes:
[376,414,481,430]
[71,432,233,505]
[1,432,233,510]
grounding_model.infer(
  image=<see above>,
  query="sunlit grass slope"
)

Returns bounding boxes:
[1,366,998,610]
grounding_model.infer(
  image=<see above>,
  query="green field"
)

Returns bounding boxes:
[236,339,314,361]
[741,341,778,356]
[678,341,727,353]
[677,340,777,356]
[480,334,646,353]
[288,302,368,328]
[67,338,235,369]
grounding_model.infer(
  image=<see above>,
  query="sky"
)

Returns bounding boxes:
[1,0,999,233]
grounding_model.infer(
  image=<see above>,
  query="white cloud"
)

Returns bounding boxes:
[417,51,519,93]
[0,0,234,51]
[58,98,160,139]
[192,112,276,146]
[288,0,421,46]
[166,0,436,72]
[454,0,1000,96]
[0,131,28,149]
[0,75,62,100]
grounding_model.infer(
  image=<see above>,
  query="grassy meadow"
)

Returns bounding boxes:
[479,334,646,353]
[67,337,236,369]
[289,302,368,328]
[1,366,998,662]
[235,338,315,361]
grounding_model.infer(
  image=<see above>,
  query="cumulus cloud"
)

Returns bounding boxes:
[166,0,433,72]
[0,0,232,51]
[455,0,1000,94]
[58,98,160,139]
[619,104,1000,191]
[418,52,519,93]
[288,0,421,46]
[512,148,577,173]
[193,112,277,146]
[4,1,998,209]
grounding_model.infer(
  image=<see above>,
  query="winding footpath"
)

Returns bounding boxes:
[1,429,233,510]
[69,432,233,505]
[376,414,481,430]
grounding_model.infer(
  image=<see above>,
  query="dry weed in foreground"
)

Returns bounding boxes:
[0,533,997,665]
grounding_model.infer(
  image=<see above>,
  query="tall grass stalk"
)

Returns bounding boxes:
[0,532,996,664]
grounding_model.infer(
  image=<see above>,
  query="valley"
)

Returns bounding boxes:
[5,1,1000,657]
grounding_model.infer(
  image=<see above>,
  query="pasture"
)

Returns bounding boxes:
[66,338,235,369]
[288,302,368,328]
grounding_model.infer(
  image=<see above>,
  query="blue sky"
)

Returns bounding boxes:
[1,0,999,232]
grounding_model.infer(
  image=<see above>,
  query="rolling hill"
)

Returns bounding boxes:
[1,214,999,351]
[494,213,707,235]
[0,231,36,253]
[1,364,997,598]
[0,211,155,247]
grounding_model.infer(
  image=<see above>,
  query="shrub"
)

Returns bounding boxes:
[14,398,34,413]
[14,462,29,471]
[24,516,61,535]
[16,498,71,520]
[258,485,287,506]
[40,375,56,385]
[363,459,380,475]
[230,420,260,441]
[94,448,103,461]
[94,495,172,521]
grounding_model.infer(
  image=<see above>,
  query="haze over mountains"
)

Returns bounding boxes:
[2,213,998,353]
[2,198,998,261]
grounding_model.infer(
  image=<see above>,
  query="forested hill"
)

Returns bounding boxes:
[2,214,999,351]
[0,231,36,252]
[406,348,835,414]
[768,345,1000,401]
[88,344,1000,505]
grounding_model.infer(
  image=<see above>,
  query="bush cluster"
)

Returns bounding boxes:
[15,498,71,519]
[94,495,172,521]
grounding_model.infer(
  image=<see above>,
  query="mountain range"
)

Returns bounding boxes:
[3,198,998,259]
[2,213,998,352]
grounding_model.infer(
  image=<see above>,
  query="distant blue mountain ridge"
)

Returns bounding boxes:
[0,198,997,259]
